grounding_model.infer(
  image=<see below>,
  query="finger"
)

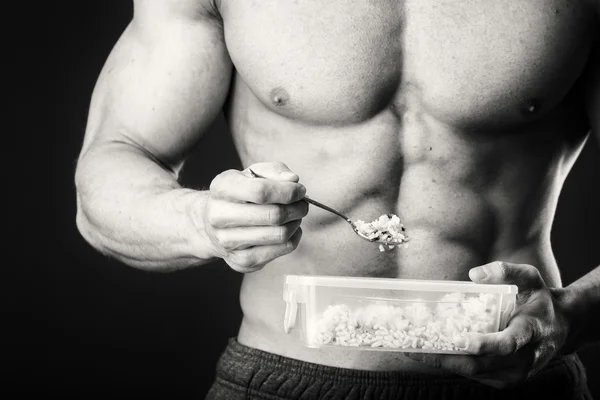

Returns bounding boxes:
[471,374,522,390]
[469,261,545,291]
[471,377,508,390]
[456,315,536,356]
[210,169,306,204]
[243,161,300,182]
[214,220,303,250]
[207,199,308,228]
[472,362,533,389]
[404,351,527,378]
[403,353,502,377]
[228,228,303,272]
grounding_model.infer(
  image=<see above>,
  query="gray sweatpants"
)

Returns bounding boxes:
[206,338,592,400]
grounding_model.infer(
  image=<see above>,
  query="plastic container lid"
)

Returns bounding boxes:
[285,275,518,294]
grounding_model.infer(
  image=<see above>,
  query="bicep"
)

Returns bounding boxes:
[80,0,232,172]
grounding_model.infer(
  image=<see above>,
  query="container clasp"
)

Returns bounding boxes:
[284,289,297,334]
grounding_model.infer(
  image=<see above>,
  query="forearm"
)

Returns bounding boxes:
[75,141,217,272]
[555,265,600,352]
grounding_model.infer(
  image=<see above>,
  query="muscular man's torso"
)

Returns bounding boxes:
[216,0,597,371]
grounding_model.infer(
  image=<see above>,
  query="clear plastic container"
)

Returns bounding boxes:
[283,275,517,354]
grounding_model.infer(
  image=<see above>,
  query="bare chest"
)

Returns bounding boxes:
[221,0,594,127]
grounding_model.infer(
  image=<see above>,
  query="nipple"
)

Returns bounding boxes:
[270,87,290,107]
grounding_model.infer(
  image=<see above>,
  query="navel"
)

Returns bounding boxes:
[520,98,541,117]
[270,87,290,107]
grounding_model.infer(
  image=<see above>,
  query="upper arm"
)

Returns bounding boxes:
[79,0,232,172]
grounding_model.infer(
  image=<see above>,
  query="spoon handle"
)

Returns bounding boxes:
[302,196,351,222]
[247,168,351,222]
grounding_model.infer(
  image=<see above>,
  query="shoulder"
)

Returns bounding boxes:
[132,0,223,24]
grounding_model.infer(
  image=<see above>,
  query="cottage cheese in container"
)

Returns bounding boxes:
[283,275,517,354]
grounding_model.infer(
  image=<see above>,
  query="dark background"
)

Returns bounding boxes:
[46,2,600,398]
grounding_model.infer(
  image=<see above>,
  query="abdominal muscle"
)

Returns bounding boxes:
[226,74,585,372]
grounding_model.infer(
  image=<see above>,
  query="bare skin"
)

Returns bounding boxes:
[75,0,600,389]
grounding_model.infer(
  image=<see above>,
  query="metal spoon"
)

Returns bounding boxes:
[247,168,408,247]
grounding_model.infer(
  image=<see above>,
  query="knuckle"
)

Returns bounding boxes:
[229,260,261,274]
[209,170,234,197]
[208,177,222,196]
[214,230,234,249]
[207,206,226,228]
[462,363,480,376]
[228,262,247,273]
[282,185,305,204]
[232,251,255,269]
[263,227,287,244]
[267,205,288,224]
[249,184,269,204]
[279,188,295,204]
[212,217,228,229]
[501,337,518,355]
[497,261,510,278]
[247,264,266,273]
[533,269,543,283]
[276,226,290,243]
[523,263,536,273]
[528,266,543,285]
[529,317,544,340]
[469,339,483,355]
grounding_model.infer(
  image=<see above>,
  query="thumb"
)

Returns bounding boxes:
[469,261,545,291]
[246,161,299,182]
